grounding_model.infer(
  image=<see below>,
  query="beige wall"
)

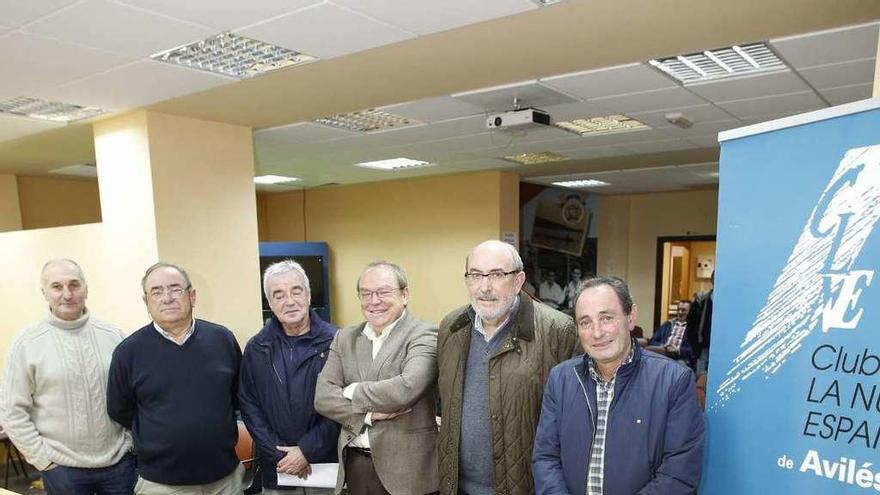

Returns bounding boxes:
[0,174,22,232]
[17,176,101,230]
[597,189,719,332]
[0,223,130,362]
[257,190,306,241]
[0,111,263,370]
[259,170,519,327]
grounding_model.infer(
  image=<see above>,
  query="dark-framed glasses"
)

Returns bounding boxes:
[464,270,519,284]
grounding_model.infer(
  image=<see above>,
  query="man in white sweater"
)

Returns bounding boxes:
[0,259,134,495]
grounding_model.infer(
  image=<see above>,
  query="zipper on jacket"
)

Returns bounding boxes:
[260,345,284,384]
[573,367,595,434]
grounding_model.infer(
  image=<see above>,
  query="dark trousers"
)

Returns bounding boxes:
[41,454,136,495]
[345,448,390,495]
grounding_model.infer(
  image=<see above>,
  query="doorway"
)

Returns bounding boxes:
[653,235,716,330]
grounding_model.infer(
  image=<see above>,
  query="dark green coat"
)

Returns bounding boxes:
[437,294,579,495]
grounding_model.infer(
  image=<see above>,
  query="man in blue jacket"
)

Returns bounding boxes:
[643,300,693,367]
[533,276,704,494]
[239,260,339,494]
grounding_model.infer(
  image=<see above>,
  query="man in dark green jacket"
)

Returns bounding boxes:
[437,240,579,495]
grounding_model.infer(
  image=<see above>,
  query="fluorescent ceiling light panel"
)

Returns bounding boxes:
[0,97,104,123]
[552,179,610,188]
[554,115,650,136]
[151,32,317,79]
[502,151,569,165]
[354,158,433,170]
[254,175,301,184]
[49,164,98,177]
[314,109,420,133]
[649,42,786,84]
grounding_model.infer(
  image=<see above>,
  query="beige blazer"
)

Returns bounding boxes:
[315,311,439,495]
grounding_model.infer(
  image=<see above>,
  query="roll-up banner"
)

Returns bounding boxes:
[703,98,880,494]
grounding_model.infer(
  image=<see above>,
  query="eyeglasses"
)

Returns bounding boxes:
[147,286,191,301]
[577,314,620,332]
[358,287,403,301]
[464,270,519,284]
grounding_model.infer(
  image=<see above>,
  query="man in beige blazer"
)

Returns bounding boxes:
[315,260,439,495]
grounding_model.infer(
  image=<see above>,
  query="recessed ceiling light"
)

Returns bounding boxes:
[552,179,610,188]
[151,32,317,79]
[502,151,569,165]
[254,175,301,185]
[354,158,433,171]
[531,0,564,5]
[0,97,104,123]
[555,115,650,136]
[314,109,420,133]
[649,42,786,84]
[49,163,98,177]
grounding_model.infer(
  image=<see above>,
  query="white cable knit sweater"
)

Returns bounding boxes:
[0,310,132,470]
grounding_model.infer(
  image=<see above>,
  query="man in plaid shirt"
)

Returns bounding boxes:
[532,276,705,494]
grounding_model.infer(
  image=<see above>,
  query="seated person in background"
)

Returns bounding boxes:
[538,270,565,309]
[640,300,692,366]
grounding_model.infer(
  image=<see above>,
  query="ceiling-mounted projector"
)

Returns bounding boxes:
[486,108,551,130]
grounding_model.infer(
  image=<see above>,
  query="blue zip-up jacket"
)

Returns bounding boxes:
[533,343,704,494]
[239,311,340,489]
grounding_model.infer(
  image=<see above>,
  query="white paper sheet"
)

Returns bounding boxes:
[277,463,338,488]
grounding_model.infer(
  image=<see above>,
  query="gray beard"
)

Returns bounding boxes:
[471,294,516,324]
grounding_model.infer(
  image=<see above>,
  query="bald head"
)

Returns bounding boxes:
[466,240,523,273]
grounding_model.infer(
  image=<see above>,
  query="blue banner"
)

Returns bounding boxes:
[703,100,880,494]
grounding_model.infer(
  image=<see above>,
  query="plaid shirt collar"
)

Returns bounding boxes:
[587,342,635,384]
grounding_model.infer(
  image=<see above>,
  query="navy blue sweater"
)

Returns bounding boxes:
[107,319,242,485]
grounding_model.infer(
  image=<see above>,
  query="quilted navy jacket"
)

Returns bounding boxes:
[533,344,704,494]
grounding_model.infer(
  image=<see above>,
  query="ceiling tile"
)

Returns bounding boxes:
[660,119,744,139]
[452,80,578,112]
[0,0,79,28]
[36,60,233,111]
[540,100,614,122]
[0,113,65,143]
[117,0,323,31]
[0,32,132,95]
[685,70,809,103]
[820,84,874,106]
[239,3,414,59]
[771,22,880,69]
[256,122,359,146]
[446,158,521,171]
[24,0,214,58]
[559,146,625,160]
[686,135,722,148]
[591,87,707,115]
[798,58,876,90]
[541,63,678,100]
[718,91,827,120]
[331,0,535,36]
[618,138,700,155]
[354,115,485,146]
[380,96,485,123]
[629,104,735,128]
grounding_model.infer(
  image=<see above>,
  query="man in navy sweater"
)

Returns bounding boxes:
[239,260,339,494]
[107,262,243,495]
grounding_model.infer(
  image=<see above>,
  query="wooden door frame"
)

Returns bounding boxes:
[653,235,716,330]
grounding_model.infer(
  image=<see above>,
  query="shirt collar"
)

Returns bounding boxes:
[363,311,405,341]
[153,319,196,344]
[587,342,635,384]
[473,295,520,340]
